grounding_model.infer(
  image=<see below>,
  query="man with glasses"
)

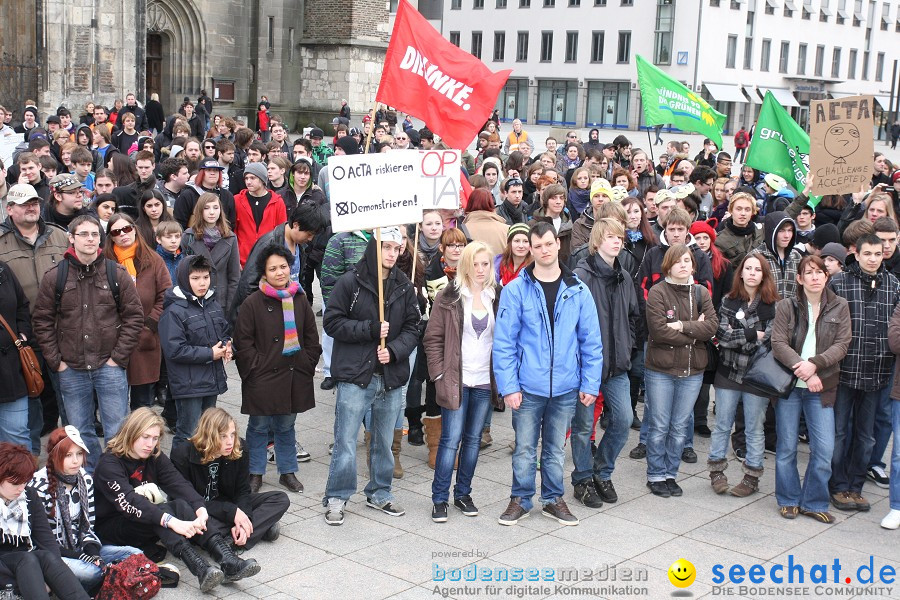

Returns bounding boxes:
[715,151,733,178]
[32,214,144,470]
[392,132,411,150]
[0,183,70,451]
[43,174,88,231]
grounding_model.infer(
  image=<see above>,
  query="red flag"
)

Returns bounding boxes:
[376,0,511,150]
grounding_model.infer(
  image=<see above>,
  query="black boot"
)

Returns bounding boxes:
[206,533,261,582]
[178,543,224,592]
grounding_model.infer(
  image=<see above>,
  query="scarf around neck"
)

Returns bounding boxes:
[54,470,91,551]
[627,229,643,243]
[259,279,302,355]
[202,226,223,250]
[0,490,32,550]
[113,243,138,280]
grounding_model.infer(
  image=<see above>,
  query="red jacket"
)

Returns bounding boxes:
[233,190,287,266]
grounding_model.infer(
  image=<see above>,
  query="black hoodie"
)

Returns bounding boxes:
[322,236,421,390]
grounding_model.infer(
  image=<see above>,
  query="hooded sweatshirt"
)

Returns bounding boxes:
[751,211,800,299]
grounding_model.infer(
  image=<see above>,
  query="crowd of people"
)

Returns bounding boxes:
[1,96,900,596]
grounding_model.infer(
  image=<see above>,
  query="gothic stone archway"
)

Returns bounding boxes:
[145,0,207,113]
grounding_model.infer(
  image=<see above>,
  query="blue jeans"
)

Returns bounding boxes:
[58,365,129,472]
[324,375,403,506]
[510,390,577,512]
[247,414,298,475]
[775,388,834,512]
[890,400,900,510]
[710,387,768,471]
[0,396,30,449]
[28,396,42,454]
[644,369,702,482]
[173,396,218,453]
[432,387,492,504]
[831,385,880,494]
[571,373,631,483]
[869,379,893,469]
[62,545,141,591]
[364,349,415,431]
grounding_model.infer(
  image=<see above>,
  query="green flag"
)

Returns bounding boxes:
[635,54,726,147]
[744,91,818,206]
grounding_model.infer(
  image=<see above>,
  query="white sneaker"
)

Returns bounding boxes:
[325,498,346,526]
[881,509,900,530]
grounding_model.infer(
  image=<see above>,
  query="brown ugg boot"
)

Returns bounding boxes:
[729,464,763,497]
[480,427,493,449]
[423,415,441,469]
[708,459,729,495]
[392,429,404,479]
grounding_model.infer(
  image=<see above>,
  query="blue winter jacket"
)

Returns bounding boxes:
[158,256,231,399]
[492,263,603,398]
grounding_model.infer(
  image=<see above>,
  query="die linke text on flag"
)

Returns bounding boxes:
[376,0,512,150]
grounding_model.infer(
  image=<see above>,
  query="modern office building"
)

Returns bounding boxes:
[433,0,900,133]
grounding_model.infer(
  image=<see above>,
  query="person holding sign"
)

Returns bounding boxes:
[322,227,421,526]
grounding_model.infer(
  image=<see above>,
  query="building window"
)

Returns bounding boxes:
[779,41,790,73]
[540,31,553,61]
[595,0,607,4]
[516,32,529,61]
[621,0,633,4]
[784,5,793,16]
[537,79,578,124]
[802,7,811,18]
[881,1,890,29]
[862,51,869,80]
[451,0,461,9]
[288,28,294,62]
[617,30,631,63]
[267,16,274,53]
[520,0,530,6]
[654,0,674,65]
[814,44,824,76]
[796,43,807,75]
[590,31,604,62]
[831,47,841,77]
[212,79,235,102]
[711,0,721,5]
[543,0,555,7]
[726,35,737,68]
[497,0,507,7]
[743,37,753,69]
[820,0,830,21]
[569,0,580,6]
[494,32,506,61]
[474,0,484,8]
[586,81,630,126]
[565,31,578,62]
[848,48,857,78]
[876,51,885,81]
[471,32,483,59]
[450,31,460,46]
[760,38,771,71]
[765,2,774,13]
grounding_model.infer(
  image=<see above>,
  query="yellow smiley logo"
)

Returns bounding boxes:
[668,559,696,588]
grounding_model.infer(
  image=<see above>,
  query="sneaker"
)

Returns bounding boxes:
[266,442,275,463]
[599,414,609,430]
[629,443,647,459]
[848,491,870,512]
[681,447,697,464]
[328,442,334,455]
[542,498,579,526]
[799,508,836,524]
[325,498,345,526]
[366,497,405,516]
[831,491,858,511]
[646,481,671,498]
[798,431,810,444]
[498,497,529,526]
[665,478,683,497]
[320,377,336,391]
[453,496,479,516]
[733,447,746,462]
[881,509,900,530]
[573,482,603,508]
[296,443,311,463]
[867,466,890,489]
[593,478,618,503]
[764,443,777,455]
[432,502,449,523]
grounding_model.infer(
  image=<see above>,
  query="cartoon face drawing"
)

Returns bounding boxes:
[824,123,860,163]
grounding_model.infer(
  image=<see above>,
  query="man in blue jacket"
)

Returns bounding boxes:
[493,221,603,527]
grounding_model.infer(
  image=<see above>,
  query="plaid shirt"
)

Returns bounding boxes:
[715,296,776,384]
[830,259,900,391]
[750,244,801,300]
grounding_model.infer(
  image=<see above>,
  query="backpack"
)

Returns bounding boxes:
[95,553,161,600]
[54,258,121,313]
[735,131,747,146]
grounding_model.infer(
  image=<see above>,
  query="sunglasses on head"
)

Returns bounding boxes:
[109,225,134,238]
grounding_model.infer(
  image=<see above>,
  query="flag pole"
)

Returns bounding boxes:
[646,128,655,163]
[376,227,386,350]
[410,222,419,285]
[364,100,380,153]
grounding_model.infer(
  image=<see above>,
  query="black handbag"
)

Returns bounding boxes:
[742,302,800,397]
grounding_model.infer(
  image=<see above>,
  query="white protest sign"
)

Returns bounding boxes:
[329,150,462,232]
[0,137,19,170]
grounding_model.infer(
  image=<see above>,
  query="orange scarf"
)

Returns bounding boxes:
[113,243,138,281]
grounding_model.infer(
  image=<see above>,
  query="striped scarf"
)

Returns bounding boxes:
[259,279,302,355]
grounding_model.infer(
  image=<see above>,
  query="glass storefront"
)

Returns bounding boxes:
[536,79,578,125]
[495,78,529,122]
[585,81,630,128]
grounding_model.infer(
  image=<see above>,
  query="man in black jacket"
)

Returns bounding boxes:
[117,93,150,133]
[322,227,420,526]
